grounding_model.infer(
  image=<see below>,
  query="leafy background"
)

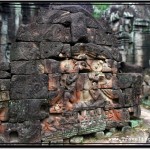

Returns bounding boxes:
[92,3,110,18]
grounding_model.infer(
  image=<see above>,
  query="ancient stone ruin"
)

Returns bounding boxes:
[102,4,150,111]
[102,4,150,68]
[0,5,143,144]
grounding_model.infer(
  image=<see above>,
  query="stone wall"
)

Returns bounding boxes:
[0,2,93,64]
[0,2,43,65]
[0,5,143,144]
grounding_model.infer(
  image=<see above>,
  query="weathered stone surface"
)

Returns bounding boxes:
[0,71,11,79]
[9,99,49,122]
[71,12,87,42]
[41,119,78,141]
[10,42,40,61]
[95,131,105,139]
[25,74,48,99]
[117,73,143,89]
[51,11,71,26]
[101,89,125,108]
[0,62,10,71]
[48,74,60,91]
[10,75,26,99]
[95,29,107,45]
[59,44,71,58]
[40,42,63,59]
[123,88,134,107]
[109,128,116,133]
[50,140,64,146]
[61,73,78,89]
[70,136,84,144]
[60,60,78,73]
[44,59,60,74]
[0,102,8,122]
[86,17,99,28]
[111,48,122,62]
[9,100,28,123]
[71,43,104,59]
[98,74,119,89]
[0,79,10,91]
[0,91,10,102]
[52,5,91,14]
[73,99,105,111]
[76,73,92,91]
[78,116,106,135]
[44,24,71,42]
[37,9,71,24]
[0,121,41,143]
[79,90,92,102]
[105,108,130,123]
[120,62,143,73]
[128,105,141,119]
[117,73,133,89]
[122,126,132,134]
[105,132,113,137]
[11,60,45,75]
[87,28,116,47]
[10,75,48,99]
[16,23,47,41]
[87,60,103,72]
[87,28,96,43]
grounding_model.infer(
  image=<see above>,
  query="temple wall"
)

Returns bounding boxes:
[0,2,93,64]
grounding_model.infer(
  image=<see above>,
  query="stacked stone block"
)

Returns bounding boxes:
[0,5,143,144]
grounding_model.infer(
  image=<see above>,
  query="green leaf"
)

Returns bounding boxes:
[92,3,109,18]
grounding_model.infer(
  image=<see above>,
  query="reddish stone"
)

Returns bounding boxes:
[60,60,78,73]
[48,74,60,91]
[0,107,8,122]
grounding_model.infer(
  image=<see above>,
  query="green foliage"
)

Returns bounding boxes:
[130,120,143,128]
[92,3,109,18]
[142,98,150,109]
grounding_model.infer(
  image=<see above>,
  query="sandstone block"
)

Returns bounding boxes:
[44,59,60,74]
[71,12,87,42]
[0,71,11,79]
[10,42,40,61]
[11,60,45,75]
[9,99,49,123]
[10,75,48,99]
[0,62,10,71]
[1,121,41,143]
[40,42,63,59]
[0,79,10,91]
[37,9,71,24]
[44,24,71,42]
[16,23,47,41]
